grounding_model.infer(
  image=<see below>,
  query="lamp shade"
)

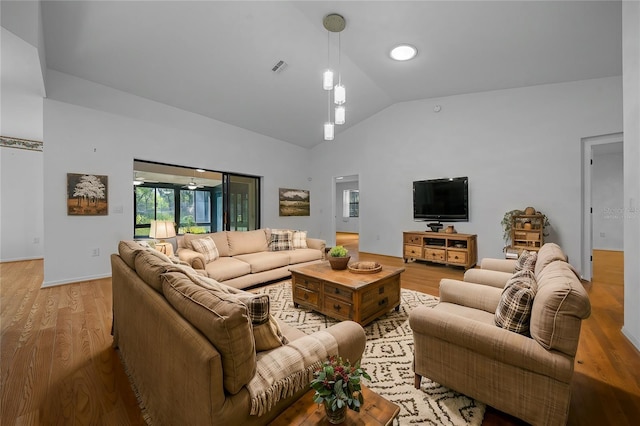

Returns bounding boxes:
[323,69,334,90]
[335,106,345,125]
[149,220,176,239]
[334,83,345,105]
[324,122,335,140]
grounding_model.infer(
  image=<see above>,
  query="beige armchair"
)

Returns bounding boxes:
[409,244,591,425]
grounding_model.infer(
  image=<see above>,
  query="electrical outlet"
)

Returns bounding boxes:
[33,237,40,244]
[92,248,100,257]
[600,232,606,238]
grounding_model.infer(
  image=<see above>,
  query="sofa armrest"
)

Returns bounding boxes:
[178,248,206,270]
[463,269,512,288]
[439,279,503,313]
[480,258,517,273]
[321,320,366,364]
[306,237,326,259]
[409,305,573,381]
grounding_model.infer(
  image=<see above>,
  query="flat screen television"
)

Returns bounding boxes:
[413,177,469,225]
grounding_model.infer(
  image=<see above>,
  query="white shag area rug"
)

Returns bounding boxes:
[253,281,485,425]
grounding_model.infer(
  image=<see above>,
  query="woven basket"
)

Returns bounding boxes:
[328,256,350,270]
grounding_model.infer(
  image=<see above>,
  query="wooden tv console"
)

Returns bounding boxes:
[403,231,477,269]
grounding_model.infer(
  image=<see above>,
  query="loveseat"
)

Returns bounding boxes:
[409,243,591,425]
[176,228,325,289]
[111,240,366,425]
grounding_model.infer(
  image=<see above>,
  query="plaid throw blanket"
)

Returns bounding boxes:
[247,330,338,416]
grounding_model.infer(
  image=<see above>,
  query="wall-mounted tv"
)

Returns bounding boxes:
[413,177,469,225]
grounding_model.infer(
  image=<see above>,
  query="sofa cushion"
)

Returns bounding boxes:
[534,243,567,278]
[287,248,323,264]
[161,272,256,395]
[514,250,537,272]
[191,236,220,263]
[530,261,591,356]
[118,240,146,270]
[495,271,537,335]
[227,229,269,256]
[182,232,230,257]
[204,257,252,282]
[134,250,174,293]
[234,252,290,273]
[268,229,294,251]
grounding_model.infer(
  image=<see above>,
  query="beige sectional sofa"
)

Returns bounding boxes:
[111,240,366,425]
[410,243,591,425]
[177,229,325,289]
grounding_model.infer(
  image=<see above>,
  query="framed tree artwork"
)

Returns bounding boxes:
[67,173,108,215]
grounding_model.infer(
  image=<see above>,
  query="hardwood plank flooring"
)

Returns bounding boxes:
[0,236,638,425]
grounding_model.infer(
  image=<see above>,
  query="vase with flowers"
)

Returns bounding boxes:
[310,355,371,424]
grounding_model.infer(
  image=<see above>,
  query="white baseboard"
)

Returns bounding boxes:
[42,273,112,288]
[0,256,44,263]
[621,326,640,352]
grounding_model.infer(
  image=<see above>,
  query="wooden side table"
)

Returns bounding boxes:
[269,386,399,425]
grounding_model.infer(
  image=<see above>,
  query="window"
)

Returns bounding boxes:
[133,160,260,237]
[179,189,212,234]
[342,189,359,218]
[135,187,175,237]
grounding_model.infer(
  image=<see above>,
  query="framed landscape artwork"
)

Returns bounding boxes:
[279,188,310,216]
[67,173,108,216]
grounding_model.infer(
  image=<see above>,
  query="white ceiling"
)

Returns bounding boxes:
[40,1,622,148]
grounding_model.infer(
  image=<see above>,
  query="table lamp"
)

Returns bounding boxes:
[149,220,176,255]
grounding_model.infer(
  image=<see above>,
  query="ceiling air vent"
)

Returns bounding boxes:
[271,60,288,73]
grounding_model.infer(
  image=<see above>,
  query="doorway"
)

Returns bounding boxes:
[581,133,624,282]
[333,174,359,247]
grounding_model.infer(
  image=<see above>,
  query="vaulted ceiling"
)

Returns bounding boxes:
[40,1,622,148]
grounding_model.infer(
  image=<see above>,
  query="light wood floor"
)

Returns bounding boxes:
[1,237,638,425]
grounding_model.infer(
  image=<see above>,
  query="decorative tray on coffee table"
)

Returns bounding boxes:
[348,261,382,274]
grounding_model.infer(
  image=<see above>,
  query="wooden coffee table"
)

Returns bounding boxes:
[290,262,404,326]
[269,385,400,425]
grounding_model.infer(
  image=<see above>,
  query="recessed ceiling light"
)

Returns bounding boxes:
[390,44,417,61]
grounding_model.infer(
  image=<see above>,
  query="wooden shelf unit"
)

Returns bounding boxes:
[510,214,544,252]
[403,231,477,269]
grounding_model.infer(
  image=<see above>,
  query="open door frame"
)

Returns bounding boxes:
[581,132,623,281]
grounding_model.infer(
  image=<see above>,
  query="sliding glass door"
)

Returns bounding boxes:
[226,174,259,231]
[133,160,260,236]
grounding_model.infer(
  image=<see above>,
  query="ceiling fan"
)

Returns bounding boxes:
[183,178,205,190]
[133,172,158,186]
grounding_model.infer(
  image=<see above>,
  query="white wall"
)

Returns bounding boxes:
[335,181,359,233]
[42,71,314,286]
[622,0,640,350]
[310,77,623,276]
[592,145,624,250]
[0,148,44,261]
[0,24,45,262]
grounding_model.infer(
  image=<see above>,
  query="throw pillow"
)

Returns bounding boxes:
[495,272,537,335]
[253,316,288,352]
[191,237,219,263]
[233,293,288,351]
[292,230,308,249]
[514,250,537,272]
[269,230,293,251]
